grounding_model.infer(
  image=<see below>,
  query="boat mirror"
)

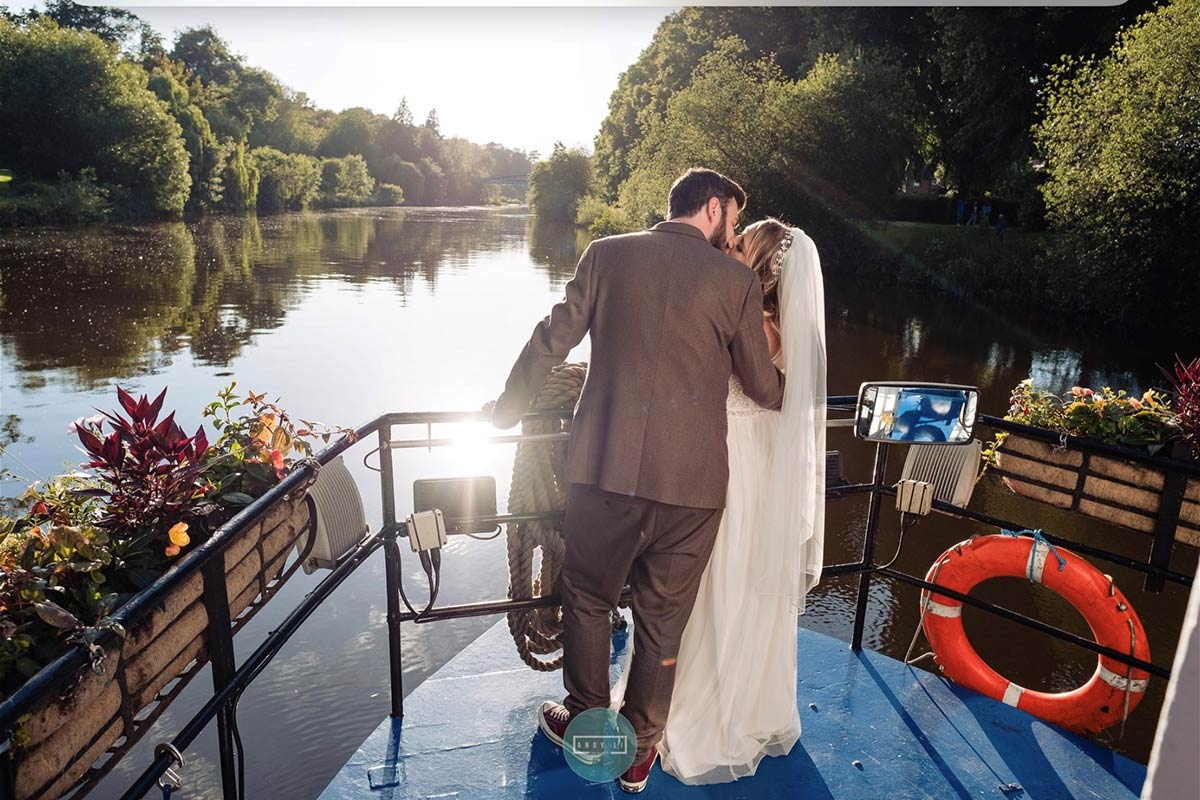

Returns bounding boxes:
[854,382,979,445]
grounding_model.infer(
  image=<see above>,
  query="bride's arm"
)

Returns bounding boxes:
[763,315,783,370]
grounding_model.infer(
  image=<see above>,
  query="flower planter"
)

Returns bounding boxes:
[12,494,314,800]
[994,433,1200,548]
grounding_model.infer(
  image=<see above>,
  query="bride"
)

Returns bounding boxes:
[613,218,827,784]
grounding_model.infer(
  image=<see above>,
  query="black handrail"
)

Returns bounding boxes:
[2,399,1194,800]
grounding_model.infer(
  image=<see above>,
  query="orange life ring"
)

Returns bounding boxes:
[920,533,1150,734]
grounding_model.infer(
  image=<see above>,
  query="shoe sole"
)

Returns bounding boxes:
[618,776,649,794]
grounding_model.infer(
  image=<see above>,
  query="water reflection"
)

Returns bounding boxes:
[0,209,582,393]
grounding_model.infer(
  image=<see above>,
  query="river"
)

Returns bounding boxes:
[0,207,1194,798]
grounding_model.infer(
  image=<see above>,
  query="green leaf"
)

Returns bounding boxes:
[221,492,255,507]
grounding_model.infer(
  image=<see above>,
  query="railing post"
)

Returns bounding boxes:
[851,442,890,652]
[1145,469,1186,594]
[378,425,404,718]
[201,556,240,800]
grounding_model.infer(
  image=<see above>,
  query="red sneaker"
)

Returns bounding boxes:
[537,700,571,747]
[618,746,657,793]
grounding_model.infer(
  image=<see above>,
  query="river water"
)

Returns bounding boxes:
[0,207,1194,798]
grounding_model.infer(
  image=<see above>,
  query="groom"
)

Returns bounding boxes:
[489,168,784,792]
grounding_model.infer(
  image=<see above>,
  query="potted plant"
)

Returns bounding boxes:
[990,357,1200,547]
[1,383,348,799]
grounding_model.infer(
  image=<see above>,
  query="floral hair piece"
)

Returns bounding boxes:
[770,229,795,280]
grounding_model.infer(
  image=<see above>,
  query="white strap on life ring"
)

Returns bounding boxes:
[925,599,961,618]
[1002,682,1025,707]
[1028,540,1052,583]
[1098,664,1149,693]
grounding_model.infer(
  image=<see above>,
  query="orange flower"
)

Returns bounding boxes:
[165,544,181,557]
[1071,386,1084,397]
[1129,398,1143,410]
[269,449,286,475]
[168,522,190,548]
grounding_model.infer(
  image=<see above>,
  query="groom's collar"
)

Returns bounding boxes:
[651,220,707,241]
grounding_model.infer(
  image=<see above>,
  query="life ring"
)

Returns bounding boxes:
[920,534,1150,734]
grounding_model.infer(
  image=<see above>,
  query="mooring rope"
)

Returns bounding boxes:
[505,363,587,671]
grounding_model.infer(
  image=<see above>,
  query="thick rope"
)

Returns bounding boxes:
[506,363,587,671]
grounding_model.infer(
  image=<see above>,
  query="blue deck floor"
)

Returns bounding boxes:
[320,620,1146,799]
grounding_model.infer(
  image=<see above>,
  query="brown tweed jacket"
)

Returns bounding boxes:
[492,221,784,509]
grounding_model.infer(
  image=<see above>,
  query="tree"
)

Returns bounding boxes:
[319,107,378,160]
[376,156,424,204]
[10,0,150,51]
[250,90,330,155]
[147,57,225,210]
[319,154,375,207]
[1034,0,1200,325]
[927,4,1154,198]
[616,42,917,225]
[393,97,414,126]
[417,157,444,205]
[528,143,591,222]
[250,146,319,212]
[0,18,190,213]
[221,139,258,213]
[170,26,282,140]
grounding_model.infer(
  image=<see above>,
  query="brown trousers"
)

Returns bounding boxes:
[560,483,722,761]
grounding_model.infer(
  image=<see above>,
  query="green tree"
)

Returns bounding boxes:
[170,26,282,140]
[251,89,331,155]
[9,0,150,51]
[318,107,378,160]
[1035,0,1200,326]
[376,156,424,204]
[318,154,375,207]
[528,143,591,222]
[221,139,258,213]
[0,18,190,213]
[147,57,225,210]
[617,42,917,225]
[417,157,444,205]
[250,146,320,212]
[927,4,1153,198]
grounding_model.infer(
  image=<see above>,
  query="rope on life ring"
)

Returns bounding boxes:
[505,363,587,671]
[919,532,1151,735]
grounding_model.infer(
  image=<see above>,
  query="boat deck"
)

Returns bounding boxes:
[319,620,1146,799]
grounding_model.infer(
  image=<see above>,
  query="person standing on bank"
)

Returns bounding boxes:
[487,168,784,793]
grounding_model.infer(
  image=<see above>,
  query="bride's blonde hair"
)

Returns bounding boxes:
[741,218,790,319]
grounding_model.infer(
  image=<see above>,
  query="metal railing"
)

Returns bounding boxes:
[0,402,1192,799]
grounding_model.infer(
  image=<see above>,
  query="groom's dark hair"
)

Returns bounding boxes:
[667,168,747,219]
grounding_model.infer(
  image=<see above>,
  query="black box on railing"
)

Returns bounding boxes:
[413,476,498,534]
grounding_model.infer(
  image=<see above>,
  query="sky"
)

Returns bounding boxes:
[10,3,675,155]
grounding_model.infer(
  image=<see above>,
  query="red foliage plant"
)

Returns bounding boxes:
[74,387,210,534]
[1164,355,1200,459]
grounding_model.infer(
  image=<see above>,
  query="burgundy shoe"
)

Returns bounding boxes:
[618,746,657,794]
[538,700,571,747]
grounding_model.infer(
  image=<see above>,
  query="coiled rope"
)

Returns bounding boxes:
[505,363,587,671]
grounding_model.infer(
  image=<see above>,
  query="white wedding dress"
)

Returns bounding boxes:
[612,228,827,784]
